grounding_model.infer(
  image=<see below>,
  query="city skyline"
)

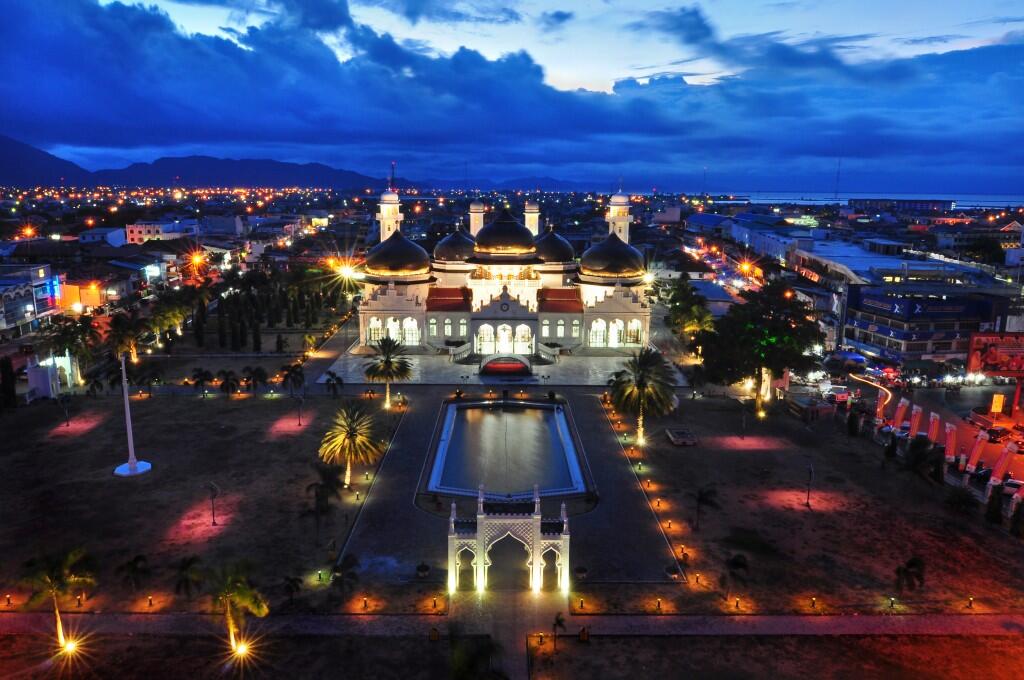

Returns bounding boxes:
[1,0,1022,192]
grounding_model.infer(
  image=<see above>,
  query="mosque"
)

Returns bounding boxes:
[355,191,651,365]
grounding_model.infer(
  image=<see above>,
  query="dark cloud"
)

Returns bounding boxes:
[1,0,1021,193]
[538,10,574,32]
[173,0,353,29]
[630,6,913,82]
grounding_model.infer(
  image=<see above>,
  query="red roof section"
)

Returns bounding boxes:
[538,288,583,313]
[426,287,472,312]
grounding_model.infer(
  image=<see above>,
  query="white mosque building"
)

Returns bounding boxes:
[355,192,651,364]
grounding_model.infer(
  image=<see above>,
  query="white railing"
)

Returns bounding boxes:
[538,343,559,363]
[449,342,473,362]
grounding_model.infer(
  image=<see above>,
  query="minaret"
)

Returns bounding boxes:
[376,162,403,242]
[524,200,540,236]
[469,200,485,237]
[607,190,631,243]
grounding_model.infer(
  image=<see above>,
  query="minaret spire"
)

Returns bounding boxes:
[389,161,396,192]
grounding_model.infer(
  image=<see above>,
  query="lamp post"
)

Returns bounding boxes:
[114,354,152,477]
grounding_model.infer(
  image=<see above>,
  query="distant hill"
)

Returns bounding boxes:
[0,135,91,186]
[0,136,583,191]
[90,155,401,190]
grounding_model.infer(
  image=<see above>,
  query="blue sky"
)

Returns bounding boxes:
[2,0,1023,192]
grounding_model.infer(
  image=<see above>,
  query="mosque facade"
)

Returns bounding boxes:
[355,192,651,359]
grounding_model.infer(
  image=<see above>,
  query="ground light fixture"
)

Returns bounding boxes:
[62,640,78,655]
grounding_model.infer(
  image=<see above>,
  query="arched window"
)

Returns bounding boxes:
[556,319,565,338]
[368,316,384,342]
[589,319,607,347]
[428,318,438,337]
[459,318,468,338]
[402,317,419,345]
[444,318,453,337]
[541,320,551,338]
[571,319,581,338]
[627,319,643,344]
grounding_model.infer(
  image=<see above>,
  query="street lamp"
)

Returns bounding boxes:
[114,354,152,477]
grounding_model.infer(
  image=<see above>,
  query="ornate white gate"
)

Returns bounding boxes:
[447,485,570,594]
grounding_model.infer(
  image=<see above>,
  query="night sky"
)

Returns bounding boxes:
[3,0,1023,192]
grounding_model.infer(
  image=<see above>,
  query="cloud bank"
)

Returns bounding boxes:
[1,0,1022,193]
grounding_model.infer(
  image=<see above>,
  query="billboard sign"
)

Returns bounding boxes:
[967,333,1024,376]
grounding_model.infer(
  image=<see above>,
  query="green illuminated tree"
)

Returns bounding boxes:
[21,548,96,650]
[698,280,823,411]
[319,402,385,488]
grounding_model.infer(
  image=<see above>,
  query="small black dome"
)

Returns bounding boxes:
[579,233,644,278]
[534,226,575,262]
[364,230,430,276]
[474,207,536,255]
[433,227,475,261]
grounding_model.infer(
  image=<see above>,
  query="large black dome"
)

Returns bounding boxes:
[364,230,430,276]
[433,227,475,261]
[534,226,575,262]
[474,207,536,255]
[579,233,644,278]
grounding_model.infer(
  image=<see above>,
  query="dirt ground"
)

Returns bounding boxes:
[0,633,484,680]
[580,396,1024,614]
[530,634,1024,679]
[0,393,401,616]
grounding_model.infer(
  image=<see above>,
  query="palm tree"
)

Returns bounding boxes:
[280,363,305,397]
[21,548,96,650]
[324,370,344,399]
[107,309,148,363]
[242,365,268,393]
[191,367,214,397]
[85,373,105,397]
[330,554,360,593]
[217,369,240,398]
[319,402,385,488]
[281,576,302,603]
[363,337,412,409]
[39,316,99,388]
[693,486,720,531]
[551,611,567,652]
[208,562,269,652]
[681,305,714,347]
[608,347,677,445]
[895,556,926,593]
[116,554,151,592]
[173,555,204,601]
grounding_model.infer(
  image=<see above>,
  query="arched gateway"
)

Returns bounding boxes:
[447,485,570,594]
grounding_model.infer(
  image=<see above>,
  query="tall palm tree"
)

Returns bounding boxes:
[720,553,749,603]
[139,364,164,397]
[608,347,677,445]
[693,486,720,531]
[40,316,99,388]
[107,309,148,363]
[217,369,240,398]
[281,575,302,603]
[363,337,412,409]
[242,365,268,393]
[173,555,204,601]
[116,554,151,592]
[21,548,96,650]
[304,464,343,545]
[319,402,385,488]
[207,563,268,652]
[191,367,214,397]
[280,363,305,397]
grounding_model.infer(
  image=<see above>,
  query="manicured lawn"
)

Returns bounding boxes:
[0,633,485,679]
[530,634,1024,679]
[580,396,1024,614]
[0,393,401,615]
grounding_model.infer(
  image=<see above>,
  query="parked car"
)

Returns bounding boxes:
[988,426,1011,443]
[666,428,698,446]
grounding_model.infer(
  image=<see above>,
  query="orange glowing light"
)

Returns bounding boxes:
[22,226,35,237]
